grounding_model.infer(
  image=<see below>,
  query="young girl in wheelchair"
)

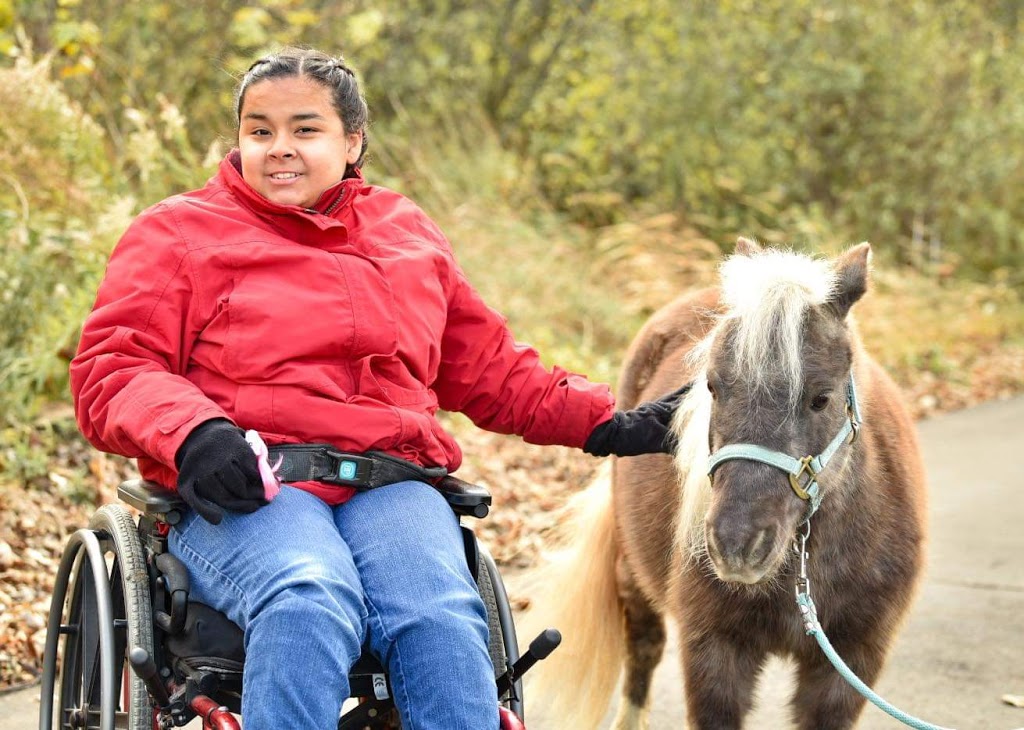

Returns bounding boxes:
[69,46,685,730]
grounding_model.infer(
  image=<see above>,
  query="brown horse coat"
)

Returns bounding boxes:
[519,242,927,730]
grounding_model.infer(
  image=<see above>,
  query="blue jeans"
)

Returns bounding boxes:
[168,481,498,730]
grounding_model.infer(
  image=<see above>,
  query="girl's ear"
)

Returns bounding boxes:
[345,131,363,165]
[827,242,872,319]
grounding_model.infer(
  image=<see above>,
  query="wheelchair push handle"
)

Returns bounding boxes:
[527,628,561,659]
[495,628,562,699]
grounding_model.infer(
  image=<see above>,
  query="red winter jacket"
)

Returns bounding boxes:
[70,152,615,504]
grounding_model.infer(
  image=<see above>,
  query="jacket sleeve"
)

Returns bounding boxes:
[433,258,616,448]
[69,204,230,468]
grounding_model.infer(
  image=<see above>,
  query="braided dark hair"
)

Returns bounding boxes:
[235,47,369,176]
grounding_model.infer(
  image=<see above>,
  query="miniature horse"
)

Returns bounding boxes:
[519,240,927,729]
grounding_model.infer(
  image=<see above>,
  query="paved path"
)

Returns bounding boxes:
[9,397,1024,729]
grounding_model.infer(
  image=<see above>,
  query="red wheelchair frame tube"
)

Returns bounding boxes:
[190,695,241,730]
[499,707,527,730]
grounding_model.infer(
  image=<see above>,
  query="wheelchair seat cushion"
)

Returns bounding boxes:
[167,601,396,699]
[165,601,245,673]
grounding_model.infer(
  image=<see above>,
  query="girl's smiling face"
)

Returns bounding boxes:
[237,76,363,209]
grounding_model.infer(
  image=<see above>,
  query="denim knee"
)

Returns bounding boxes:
[168,487,372,728]
[247,563,368,654]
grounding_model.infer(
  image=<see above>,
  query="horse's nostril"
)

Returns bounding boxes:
[709,520,775,569]
[704,521,722,560]
[745,527,774,565]
[709,520,747,563]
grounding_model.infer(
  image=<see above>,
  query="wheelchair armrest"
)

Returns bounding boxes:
[436,476,491,518]
[118,479,187,524]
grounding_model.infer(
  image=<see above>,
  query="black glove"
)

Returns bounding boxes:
[174,419,266,524]
[583,383,692,457]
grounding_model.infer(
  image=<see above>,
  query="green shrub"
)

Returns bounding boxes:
[0,56,130,426]
[522,1,1024,273]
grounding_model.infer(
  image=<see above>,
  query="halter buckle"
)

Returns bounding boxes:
[788,455,818,501]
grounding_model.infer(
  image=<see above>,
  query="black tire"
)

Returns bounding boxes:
[476,543,523,719]
[475,547,508,678]
[52,506,154,729]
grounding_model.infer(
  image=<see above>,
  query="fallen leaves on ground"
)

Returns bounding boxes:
[1,343,1022,690]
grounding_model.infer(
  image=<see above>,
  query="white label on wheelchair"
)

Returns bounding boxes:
[372,673,390,700]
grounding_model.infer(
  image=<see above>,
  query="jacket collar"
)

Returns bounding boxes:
[217,150,364,226]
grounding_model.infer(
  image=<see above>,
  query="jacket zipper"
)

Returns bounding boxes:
[303,188,347,218]
[324,188,347,216]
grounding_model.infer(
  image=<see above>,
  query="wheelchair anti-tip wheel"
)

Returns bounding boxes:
[39,504,154,730]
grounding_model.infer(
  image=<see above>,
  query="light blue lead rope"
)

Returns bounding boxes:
[794,528,956,730]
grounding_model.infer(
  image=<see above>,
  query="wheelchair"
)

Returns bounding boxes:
[38,475,560,730]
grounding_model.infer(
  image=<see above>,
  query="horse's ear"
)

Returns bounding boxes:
[827,242,872,319]
[735,237,763,256]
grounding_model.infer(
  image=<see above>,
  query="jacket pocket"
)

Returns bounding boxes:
[357,356,437,410]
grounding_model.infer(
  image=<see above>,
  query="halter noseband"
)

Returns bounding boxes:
[705,374,862,518]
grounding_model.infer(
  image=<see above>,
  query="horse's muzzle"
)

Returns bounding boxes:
[706,517,781,583]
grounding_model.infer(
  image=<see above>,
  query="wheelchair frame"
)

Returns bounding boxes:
[38,477,557,730]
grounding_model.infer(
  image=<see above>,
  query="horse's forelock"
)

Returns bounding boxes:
[719,250,837,403]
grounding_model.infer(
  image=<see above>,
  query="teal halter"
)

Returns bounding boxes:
[706,374,862,517]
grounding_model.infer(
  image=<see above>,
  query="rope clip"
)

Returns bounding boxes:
[793,519,812,600]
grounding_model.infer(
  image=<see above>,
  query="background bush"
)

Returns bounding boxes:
[0,0,1022,433]
[5,1,1023,270]
[0,56,122,423]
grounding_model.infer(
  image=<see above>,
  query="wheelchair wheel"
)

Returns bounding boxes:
[476,543,524,719]
[39,505,154,730]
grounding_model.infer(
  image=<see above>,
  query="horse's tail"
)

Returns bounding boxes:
[515,462,624,729]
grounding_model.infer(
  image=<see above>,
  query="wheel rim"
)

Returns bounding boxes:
[48,507,154,730]
[57,539,133,729]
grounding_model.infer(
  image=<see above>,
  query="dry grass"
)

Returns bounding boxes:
[858,267,1024,418]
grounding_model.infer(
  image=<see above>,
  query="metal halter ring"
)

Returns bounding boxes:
[788,456,818,501]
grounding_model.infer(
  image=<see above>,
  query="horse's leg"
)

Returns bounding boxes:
[610,560,666,730]
[791,637,885,730]
[679,629,766,730]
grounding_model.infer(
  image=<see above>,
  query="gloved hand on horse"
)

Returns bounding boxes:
[583,383,692,457]
[175,419,267,524]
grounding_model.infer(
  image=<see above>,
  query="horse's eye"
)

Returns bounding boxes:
[810,394,830,411]
[707,381,717,399]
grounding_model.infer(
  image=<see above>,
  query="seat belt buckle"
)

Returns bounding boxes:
[322,450,374,486]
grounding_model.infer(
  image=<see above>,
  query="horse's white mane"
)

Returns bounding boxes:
[671,248,838,560]
[720,249,837,397]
